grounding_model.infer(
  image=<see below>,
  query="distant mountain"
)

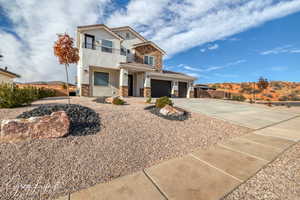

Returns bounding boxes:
[208,81,300,101]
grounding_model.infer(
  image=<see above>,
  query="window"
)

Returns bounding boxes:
[84,34,95,49]
[120,46,127,56]
[101,39,113,53]
[144,55,155,66]
[125,32,130,39]
[94,72,109,86]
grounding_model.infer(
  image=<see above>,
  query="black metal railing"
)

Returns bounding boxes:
[82,42,125,55]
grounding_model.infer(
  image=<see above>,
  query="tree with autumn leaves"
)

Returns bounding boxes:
[54,33,79,104]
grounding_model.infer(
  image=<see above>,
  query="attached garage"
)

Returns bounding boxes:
[151,79,171,97]
[178,82,187,98]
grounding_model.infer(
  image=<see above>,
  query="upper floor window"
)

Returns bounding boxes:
[125,32,130,39]
[101,39,113,53]
[84,34,95,49]
[144,55,155,66]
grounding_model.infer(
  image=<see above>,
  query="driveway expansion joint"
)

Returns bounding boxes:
[143,169,169,200]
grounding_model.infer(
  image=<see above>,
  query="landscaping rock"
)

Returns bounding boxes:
[159,105,185,117]
[105,97,114,104]
[17,104,100,136]
[1,111,69,141]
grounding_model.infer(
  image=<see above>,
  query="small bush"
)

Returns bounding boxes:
[155,96,173,108]
[112,97,125,105]
[146,97,152,104]
[231,95,246,102]
[279,96,289,101]
[0,83,55,108]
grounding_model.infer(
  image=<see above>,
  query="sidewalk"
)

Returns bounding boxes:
[57,116,300,200]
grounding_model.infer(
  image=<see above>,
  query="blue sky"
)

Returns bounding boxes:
[0,0,300,83]
[166,11,300,83]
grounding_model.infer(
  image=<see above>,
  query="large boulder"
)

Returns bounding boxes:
[159,105,184,117]
[0,111,70,142]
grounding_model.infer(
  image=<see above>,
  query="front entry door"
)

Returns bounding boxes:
[128,74,133,96]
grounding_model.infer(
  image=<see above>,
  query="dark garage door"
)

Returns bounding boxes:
[151,79,172,98]
[178,82,187,98]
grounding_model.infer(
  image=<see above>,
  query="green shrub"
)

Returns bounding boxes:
[146,97,152,104]
[112,97,125,105]
[231,95,246,102]
[279,95,289,101]
[0,84,55,108]
[155,96,173,108]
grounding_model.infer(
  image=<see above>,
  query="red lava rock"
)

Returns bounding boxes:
[0,111,69,142]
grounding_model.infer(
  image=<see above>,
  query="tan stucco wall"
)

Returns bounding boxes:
[0,73,13,84]
[90,67,120,97]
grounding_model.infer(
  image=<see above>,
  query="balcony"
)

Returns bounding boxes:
[81,42,127,68]
[82,42,126,55]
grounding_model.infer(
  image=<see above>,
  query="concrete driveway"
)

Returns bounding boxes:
[173,98,300,129]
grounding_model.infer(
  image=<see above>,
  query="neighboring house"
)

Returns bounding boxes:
[76,24,196,98]
[0,67,20,84]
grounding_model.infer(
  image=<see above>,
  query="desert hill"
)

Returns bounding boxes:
[208,81,300,101]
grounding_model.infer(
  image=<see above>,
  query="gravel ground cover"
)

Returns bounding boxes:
[223,142,300,200]
[0,97,251,200]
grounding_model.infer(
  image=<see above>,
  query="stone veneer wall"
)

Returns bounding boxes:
[119,86,128,97]
[189,90,194,98]
[172,90,179,98]
[143,87,151,98]
[81,84,90,96]
[134,45,163,72]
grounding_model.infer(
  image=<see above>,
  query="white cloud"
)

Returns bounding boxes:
[260,45,300,55]
[0,0,110,82]
[107,0,300,56]
[207,44,219,50]
[1,0,300,82]
[179,59,246,73]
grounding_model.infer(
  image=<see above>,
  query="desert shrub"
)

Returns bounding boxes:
[263,93,273,98]
[112,97,125,105]
[231,95,246,102]
[0,84,55,108]
[279,96,289,101]
[146,97,152,104]
[155,96,173,108]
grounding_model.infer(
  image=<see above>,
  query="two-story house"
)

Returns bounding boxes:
[76,24,196,98]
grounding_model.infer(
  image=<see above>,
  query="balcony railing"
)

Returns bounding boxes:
[82,42,127,56]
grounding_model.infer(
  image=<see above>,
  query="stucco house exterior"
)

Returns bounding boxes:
[0,67,20,84]
[76,24,196,98]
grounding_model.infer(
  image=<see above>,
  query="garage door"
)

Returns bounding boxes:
[178,82,187,98]
[151,79,172,98]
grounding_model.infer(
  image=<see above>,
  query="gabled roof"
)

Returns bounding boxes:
[0,67,20,78]
[111,26,147,42]
[132,41,166,55]
[77,24,123,41]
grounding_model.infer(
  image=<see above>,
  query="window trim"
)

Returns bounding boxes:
[93,71,110,87]
[84,34,95,49]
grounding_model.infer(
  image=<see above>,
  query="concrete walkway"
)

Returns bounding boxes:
[173,98,299,129]
[57,116,300,200]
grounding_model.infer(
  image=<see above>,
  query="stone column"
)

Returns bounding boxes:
[143,72,151,97]
[171,80,179,98]
[187,81,194,98]
[119,68,128,97]
[81,84,90,96]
